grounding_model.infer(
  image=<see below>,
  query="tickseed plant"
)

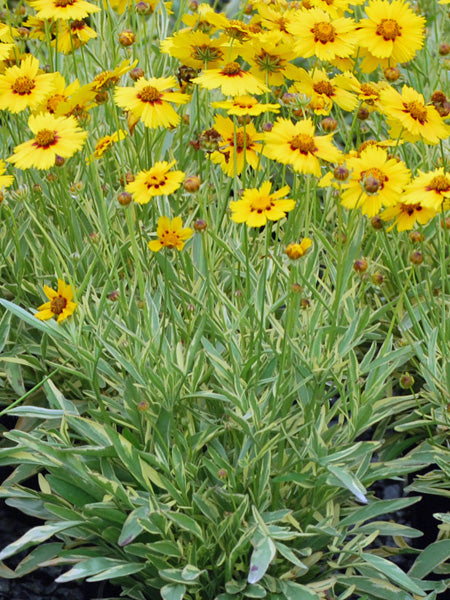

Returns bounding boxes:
[0,0,450,599]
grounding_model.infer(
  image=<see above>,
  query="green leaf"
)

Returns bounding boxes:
[161,584,186,600]
[408,540,450,579]
[338,576,413,600]
[166,511,204,541]
[225,580,247,594]
[6,407,72,418]
[327,465,367,504]
[86,562,145,581]
[361,553,425,596]
[247,536,276,584]
[339,496,421,528]
[14,543,64,577]
[56,558,138,583]
[274,542,308,571]
[181,564,204,581]
[118,505,148,547]
[244,583,267,598]
[0,521,84,560]
[281,581,319,600]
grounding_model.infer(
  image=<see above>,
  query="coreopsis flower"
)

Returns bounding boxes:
[148,216,193,252]
[263,118,342,176]
[309,0,359,18]
[23,16,49,40]
[211,95,280,116]
[114,76,190,129]
[402,169,450,210]
[209,116,263,177]
[0,23,17,43]
[0,54,55,113]
[229,181,295,227]
[35,279,77,324]
[55,82,97,121]
[381,201,436,231]
[356,0,425,68]
[91,58,138,92]
[160,31,228,69]
[0,160,14,190]
[287,8,358,61]
[8,113,87,170]
[192,62,269,97]
[290,69,357,115]
[285,238,312,259]
[87,129,128,163]
[28,0,100,20]
[126,160,185,204]
[340,146,410,217]
[338,74,388,112]
[32,72,80,114]
[255,3,297,35]
[0,42,14,62]
[380,85,450,145]
[238,31,302,87]
[52,19,97,54]
[182,4,229,33]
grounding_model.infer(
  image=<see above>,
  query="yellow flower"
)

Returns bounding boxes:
[356,0,425,67]
[402,169,450,211]
[126,160,185,204]
[209,116,263,177]
[114,76,190,129]
[192,62,269,97]
[52,19,97,54]
[28,0,100,20]
[211,95,280,116]
[86,129,128,163]
[380,85,450,145]
[286,238,312,259]
[0,160,14,190]
[340,146,410,217]
[238,30,303,87]
[0,54,55,114]
[290,69,358,116]
[229,181,295,227]
[381,201,436,232]
[91,58,138,92]
[160,31,228,69]
[35,279,77,324]
[263,118,342,176]
[32,72,80,115]
[8,113,87,170]
[148,216,193,252]
[287,8,357,61]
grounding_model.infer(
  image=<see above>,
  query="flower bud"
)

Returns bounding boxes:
[333,165,349,181]
[119,30,135,46]
[371,215,383,230]
[135,1,151,14]
[399,373,414,390]
[441,217,450,229]
[300,298,310,309]
[363,174,381,194]
[120,172,135,186]
[384,66,400,82]
[409,230,424,243]
[137,400,150,412]
[357,106,370,120]
[130,67,144,81]
[291,283,303,293]
[262,122,273,132]
[54,155,65,167]
[409,250,423,265]
[95,91,108,104]
[194,219,207,232]
[321,117,338,132]
[108,290,120,301]
[184,175,201,193]
[353,258,368,273]
[118,191,132,206]
[439,43,450,56]
[372,272,384,285]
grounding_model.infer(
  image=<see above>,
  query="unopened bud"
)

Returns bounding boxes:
[353,258,368,273]
[439,43,450,56]
[137,400,150,411]
[119,30,135,46]
[184,175,201,193]
[333,165,349,181]
[363,174,381,194]
[194,219,207,232]
[300,298,310,309]
[54,155,65,167]
[372,272,384,285]
[371,215,384,230]
[384,66,400,82]
[410,250,423,265]
[130,67,144,81]
[291,283,303,293]
[409,230,424,243]
[108,290,120,301]
[399,373,414,389]
[118,191,132,206]
[357,106,370,120]
[321,117,338,132]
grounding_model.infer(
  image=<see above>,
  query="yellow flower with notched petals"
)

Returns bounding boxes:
[126,161,185,204]
[35,280,77,324]
[148,216,193,252]
[0,55,55,114]
[229,181,295,227]
[114,76,190,129]
[28,0,100,20]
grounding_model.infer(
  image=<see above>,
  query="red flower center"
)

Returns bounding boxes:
[12,76,36,95]
[34,129,58,148]
[376,19,401,41]
[138,85,162,103]
[312,22,336,44]
[290,134,316,155]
